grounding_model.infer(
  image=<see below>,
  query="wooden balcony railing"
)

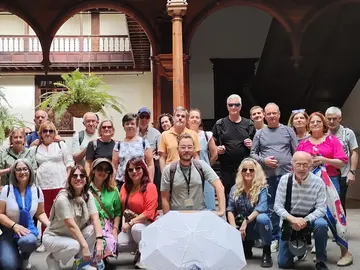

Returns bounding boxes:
[0,35,131,53]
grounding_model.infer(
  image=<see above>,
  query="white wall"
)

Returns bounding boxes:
[100,14,128,35]
[0,13,25,35]
[189,6,272,119]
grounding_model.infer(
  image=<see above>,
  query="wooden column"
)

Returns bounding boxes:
[91,11,100,51]
[167,0,187,108]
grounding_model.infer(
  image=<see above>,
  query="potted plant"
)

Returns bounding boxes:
[0,88,24,143]
[38,69,125,120]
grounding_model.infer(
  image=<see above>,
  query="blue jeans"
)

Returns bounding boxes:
[245,213,272,245]
[0,232,38,270]
[204,181,216,211]
[278,217,328,268]
[267,175,282,241]
[330,175,340,194]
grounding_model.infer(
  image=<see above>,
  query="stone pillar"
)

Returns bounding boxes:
[167,0,188,108]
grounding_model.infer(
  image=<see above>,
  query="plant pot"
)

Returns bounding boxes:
[67,103,102,118]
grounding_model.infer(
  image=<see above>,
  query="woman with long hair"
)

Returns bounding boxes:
[89,158,121,263]
[0,159,49,270]
[157,113,174,133]
[227,158,272,268]
[288,109,310,143]
[297,112,352,266]
[42,165,104,270]
[118,158,158,269]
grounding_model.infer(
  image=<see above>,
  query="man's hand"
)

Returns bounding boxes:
[53,135,63,142]
[244,138,252,149]
[264,156,278,168]
[217,145,226,155]
[290,217,307,231]
[347,171,356,185]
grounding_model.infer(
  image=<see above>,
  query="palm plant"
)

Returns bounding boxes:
[38,69,125,120]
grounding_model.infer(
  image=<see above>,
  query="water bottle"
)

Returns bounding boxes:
[96,259,105,270]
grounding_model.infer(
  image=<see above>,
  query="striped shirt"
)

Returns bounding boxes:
[274,173,326,223]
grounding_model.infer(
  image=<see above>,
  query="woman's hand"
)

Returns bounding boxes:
[95,239,104,260]
[239,220,247,240]
[312,156,325,167]
[122,222,131,233]
[81,245,91,262]
[112,227,119,240]
[13,224,30,238]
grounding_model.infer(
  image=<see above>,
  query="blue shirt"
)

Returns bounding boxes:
[25,131,39,148]
[227,186,268,217]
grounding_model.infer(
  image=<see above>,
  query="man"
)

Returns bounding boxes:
[72,112,99,165]
[250,105,266,130]
[325,106,358,214]
[251,102,298,252]
[212,94,255,206]
[274,151,328,270]
[158,106,200,172]
[161,133,225,216]
[26,110,48,147]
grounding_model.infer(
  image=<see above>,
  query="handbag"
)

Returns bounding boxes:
[123,192,138,223]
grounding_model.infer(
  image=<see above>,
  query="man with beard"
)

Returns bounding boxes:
[161,133,225,215]
[158,106,200,172]
[250,106,266,130]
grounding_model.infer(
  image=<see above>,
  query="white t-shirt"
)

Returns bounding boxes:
[0,185,44,223]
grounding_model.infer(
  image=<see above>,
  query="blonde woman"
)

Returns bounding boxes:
[227,158,272,268]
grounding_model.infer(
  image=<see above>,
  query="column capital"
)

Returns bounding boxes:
[167,0,188,18]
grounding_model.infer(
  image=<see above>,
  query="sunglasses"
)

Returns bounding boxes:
[15,167,29,173]
[43,129,54,134]
[139,114,150,119]
[25,132,31,136]
[127,166,142,173]
[241,168,255,173]
[101,125,113,130]
[228,103,241,108]
[72,173,85,179]
[292,109,305,114]
[96,166,111,174]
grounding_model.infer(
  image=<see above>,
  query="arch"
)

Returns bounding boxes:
[46,0,160,56]
[302,0,360,32]
[184,0,294,54]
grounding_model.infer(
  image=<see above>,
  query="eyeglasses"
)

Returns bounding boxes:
[294,163,310,168]
[43,129,54,134]
[292,109,305,114]
[241,168,255,173]
[179,145,194,151]
[228,103,241,108]
[139,114,150,119]
[72,173,85,179]
[95,166,111,174]
[15,167,29,173]
[127,166,142,173]
[101,125,113,130]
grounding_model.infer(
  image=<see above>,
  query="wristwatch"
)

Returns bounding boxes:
[350,170,356,175]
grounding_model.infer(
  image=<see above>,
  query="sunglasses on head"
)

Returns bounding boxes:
[292,109,305,114]
[139,114,150,119]
[72,173,85,179]
[43,129,54,134]
[241,168,255,173]
[127,166,142,173]
[228,103,241,108]
[96,166,111,174]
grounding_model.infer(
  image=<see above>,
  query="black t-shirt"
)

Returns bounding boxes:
[212,117,255,168]
[85,139,115,161]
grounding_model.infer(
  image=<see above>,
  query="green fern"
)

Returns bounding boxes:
[38,69,125,120]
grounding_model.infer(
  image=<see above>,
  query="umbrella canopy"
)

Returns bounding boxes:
[140,211,246,270]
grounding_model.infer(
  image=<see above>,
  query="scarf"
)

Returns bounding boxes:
[13,185,38,238]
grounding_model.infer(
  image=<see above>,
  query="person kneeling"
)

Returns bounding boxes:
[274,151,329,270]
[42,165,104,270]
[227,158,273,268]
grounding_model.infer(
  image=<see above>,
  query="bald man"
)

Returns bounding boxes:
[274,151,328,269]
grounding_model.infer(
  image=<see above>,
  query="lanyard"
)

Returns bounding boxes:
[180,166,192,196]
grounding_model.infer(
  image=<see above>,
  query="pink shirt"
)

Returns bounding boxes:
[297,135,348,176]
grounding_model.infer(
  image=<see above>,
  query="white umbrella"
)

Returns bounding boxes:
[140,211,246,270]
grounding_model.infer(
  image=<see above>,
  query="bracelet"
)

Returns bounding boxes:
[11,222,17,230]
[96,236,104,240]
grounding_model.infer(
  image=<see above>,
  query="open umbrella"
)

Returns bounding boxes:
[140,211,246,270]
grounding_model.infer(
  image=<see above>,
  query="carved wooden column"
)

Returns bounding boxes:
[167,0,187,108]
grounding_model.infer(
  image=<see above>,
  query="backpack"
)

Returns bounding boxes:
[169,159,206,199]
[7,185,40,199]
[78,130,85,146]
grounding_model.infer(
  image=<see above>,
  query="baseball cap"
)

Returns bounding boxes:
[138,107,151,115]
[91,158,114,174]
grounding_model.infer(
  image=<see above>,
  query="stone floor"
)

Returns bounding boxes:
[30,209,360,270]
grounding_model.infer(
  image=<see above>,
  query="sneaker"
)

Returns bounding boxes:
[315,261,329,270]
[46,254,61,270]
[297,249,308,261]
[135,261,147,269]
[80,265,96,270]
[36,243,46,252]
[337,253,353,266]
[22,259,32,269]
[311,246,316,254]
[260,245,273,268]
[270,240,278,253]
[254,239,262,248]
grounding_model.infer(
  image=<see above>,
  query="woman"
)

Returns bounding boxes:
[0,127,37,189]
[85,119,116,176]
[31,121,74,234]
[188,109,218,210]
[227,158,272,268]
[297,112,352,266]
[112,113,154,190]
[89,158,121,262]
[157,113,173,133]
[0,159,49,270]
[288,109,310,143]
[42,165,104,270]
[118,158,158,269]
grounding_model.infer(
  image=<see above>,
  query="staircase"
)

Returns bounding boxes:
[125,15,151,71]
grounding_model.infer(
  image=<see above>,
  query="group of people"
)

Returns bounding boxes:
[0,93,356,270]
